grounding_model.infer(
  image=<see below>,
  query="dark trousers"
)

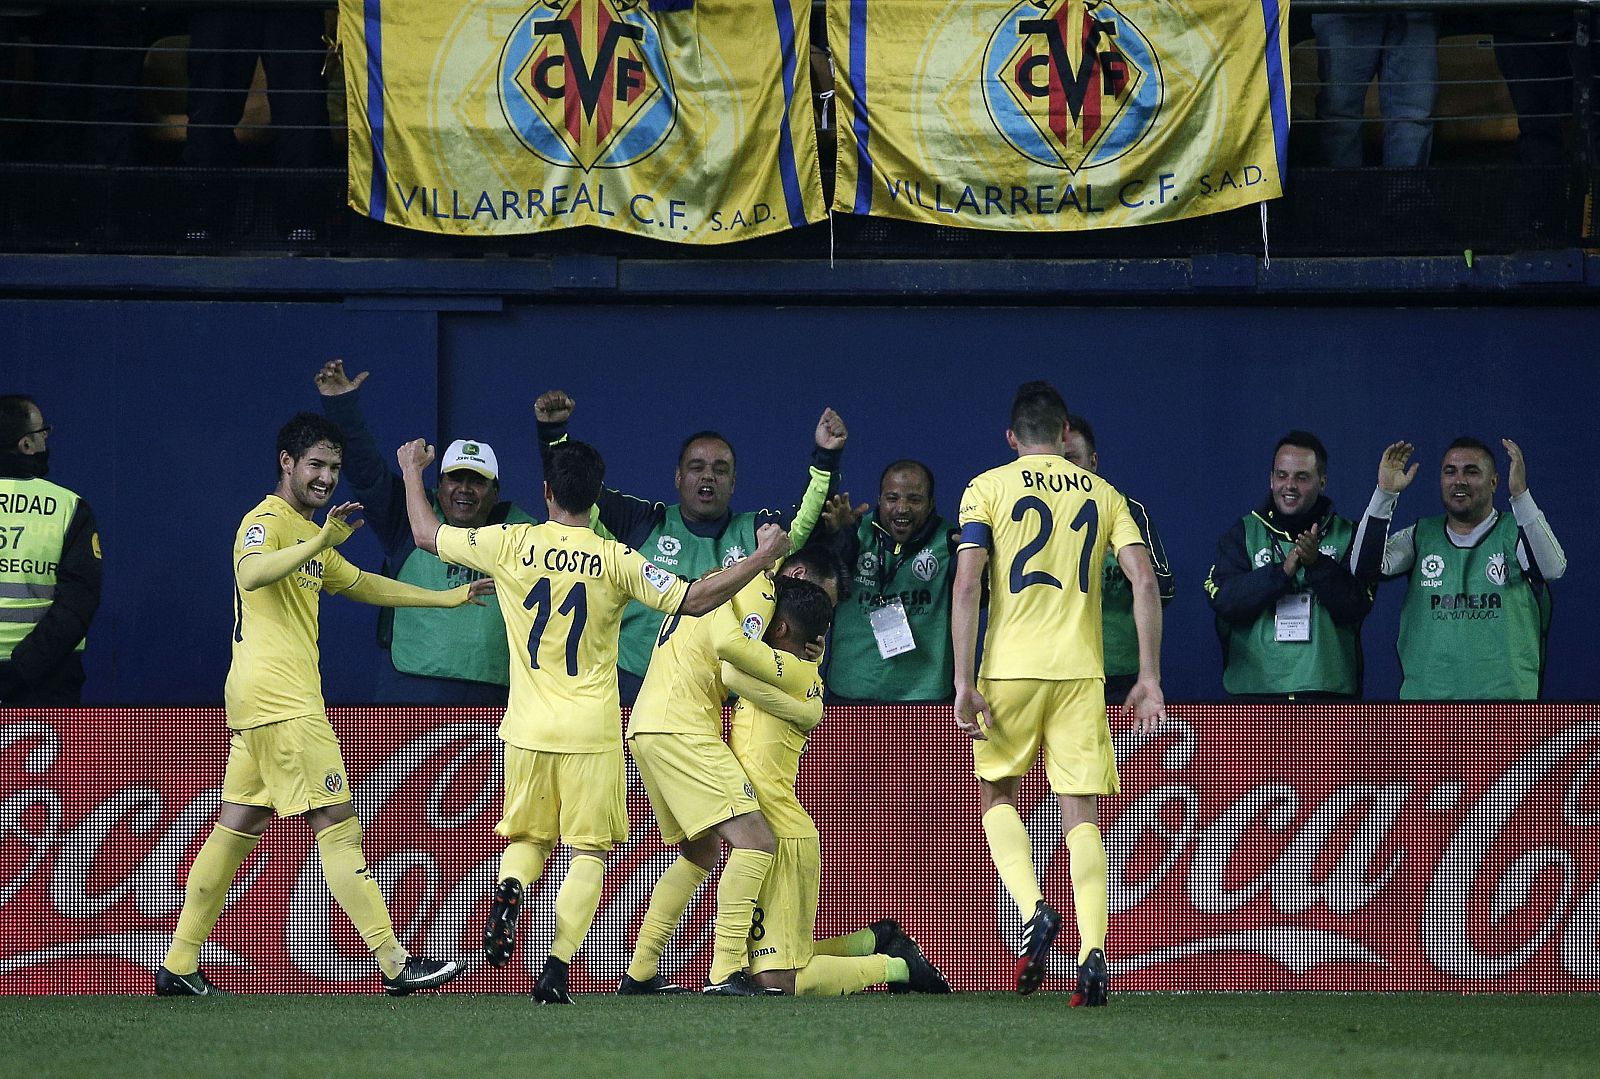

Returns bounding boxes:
[0,653,86,706]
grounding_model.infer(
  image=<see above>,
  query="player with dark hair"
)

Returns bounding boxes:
[157,414,493,997]
[1352,436,1566,698]
[952,380,1165,1006]
[621,548,841,996]
[399,435,790,1004]
[728,576,951,996]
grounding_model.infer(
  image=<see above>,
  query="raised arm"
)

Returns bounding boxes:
[396,438,443,555]
[1503,439,1567,581]
[535,389,659,546]
[680,524,792,615]
[314,360,415,558]
[237,503,363,591]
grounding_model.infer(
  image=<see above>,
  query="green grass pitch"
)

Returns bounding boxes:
[4,992,1597,1078]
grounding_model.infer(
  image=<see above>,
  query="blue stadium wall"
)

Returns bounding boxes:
[4,266,1594,703]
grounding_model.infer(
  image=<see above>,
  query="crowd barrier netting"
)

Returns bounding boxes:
[2,704,1596,993]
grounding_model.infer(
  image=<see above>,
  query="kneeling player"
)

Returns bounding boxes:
[727,576,950,996]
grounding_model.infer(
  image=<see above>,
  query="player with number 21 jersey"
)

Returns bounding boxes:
[957,455,1143,680]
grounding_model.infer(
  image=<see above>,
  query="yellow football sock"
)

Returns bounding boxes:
[708,848,774,984]
[1067,822,1108,962]
[794,954,893,996]
[982,804,1044,914]
[315,816,405,976]
[164,825,259,975]
[499,839,553,889]
[551,855,606,964]
[813,928,876,957]
[626,856,710,981]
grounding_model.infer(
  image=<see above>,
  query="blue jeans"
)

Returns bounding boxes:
[1312,13,1439,166]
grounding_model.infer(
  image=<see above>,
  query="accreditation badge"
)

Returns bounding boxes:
[869,598,917,659]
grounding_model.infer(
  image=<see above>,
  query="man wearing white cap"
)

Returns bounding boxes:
[316,359,537,703]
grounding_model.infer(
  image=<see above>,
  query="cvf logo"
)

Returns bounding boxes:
[498,0,676,171]
[983,0,1162,174]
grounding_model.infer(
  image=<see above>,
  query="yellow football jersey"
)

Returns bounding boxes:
[437,521,688,753]
[958,454,1144,680]
[225,495,363,730]
[727,661,824,840]
[627,570,786,738]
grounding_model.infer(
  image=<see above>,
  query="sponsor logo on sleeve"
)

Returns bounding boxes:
[741,613,765,640]
[642,562,675,594]
[242,524,266,550]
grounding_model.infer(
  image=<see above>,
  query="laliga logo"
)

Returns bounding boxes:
[498,0,676,171]
[983,0,1162,174]
[1420,553,1446,585]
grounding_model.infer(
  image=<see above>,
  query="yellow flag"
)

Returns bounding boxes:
[830,0,1291,230]
[341,0,825,242]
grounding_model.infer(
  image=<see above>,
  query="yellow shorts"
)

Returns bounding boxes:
[221,714,350,817]
[974,677,1119,796]
[497,744,628,851]
[749,834,821,975]
[628,732,761,845]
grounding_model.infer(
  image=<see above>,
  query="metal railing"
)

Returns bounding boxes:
[0,0,1594,257]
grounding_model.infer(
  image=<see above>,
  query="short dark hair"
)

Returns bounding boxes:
[1010,381,1069,444]
[879,459,935,504]
[547,439,606,514]
[276,413,345,475]
[1274,430,1328,474]
[1065,413,1097,455]
[784,542,845,594]
[773,575,834,645]
[677,430,736,470]
[1445,436,1497,470]
[0,395,36,448]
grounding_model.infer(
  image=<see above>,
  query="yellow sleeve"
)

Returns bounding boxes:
[956,474,994,552]
[320,549,363,595]
[787,465,833,549]
[612,543,690,613]
[721,660,823,732]
[1105,490,1145,553]
[340,573,469,608]
[436,523,506,576]
[712,619,795,685]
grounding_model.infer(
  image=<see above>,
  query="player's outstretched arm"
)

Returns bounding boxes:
[236,503,363,591]
[396,438,443,555]
[341,572,492,609]
[1118,543,1167,734]
[680,524,792,615]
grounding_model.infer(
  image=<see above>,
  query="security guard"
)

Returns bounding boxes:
[0,396,102,705]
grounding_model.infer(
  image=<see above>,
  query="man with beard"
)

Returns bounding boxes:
[820,460,957,702]
[156,413,489,997]
[317,360,536,703]
[1352,438,1566,699]
[1205,431,1372,700]
[0,395,101,705]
